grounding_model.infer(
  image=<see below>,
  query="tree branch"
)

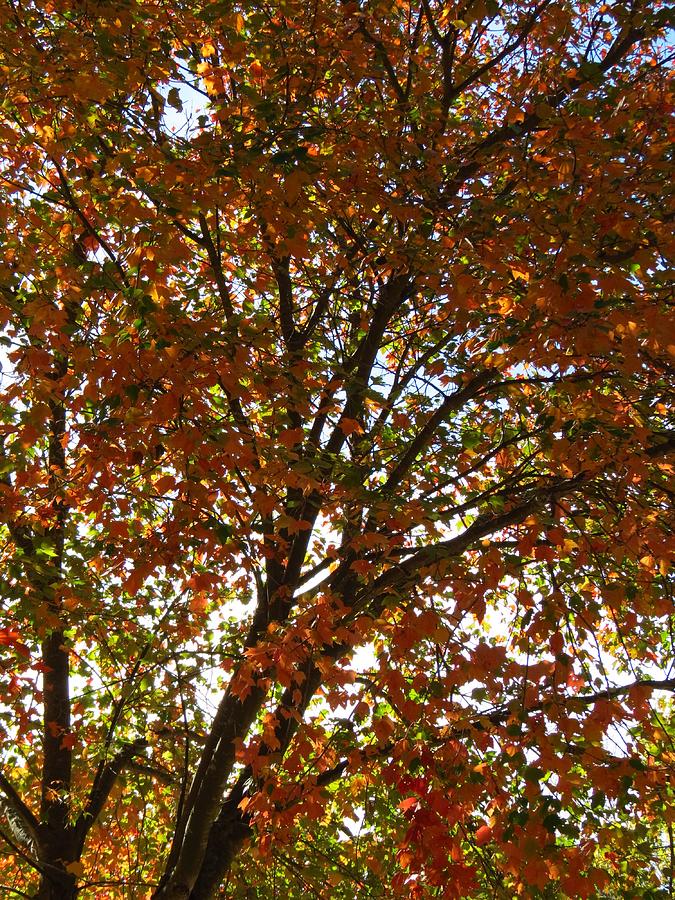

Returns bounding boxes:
[74,739,149,853]
[377,368,495,496]
[198,213,234,318]
[439,20,647,204]
[0,771,41,852]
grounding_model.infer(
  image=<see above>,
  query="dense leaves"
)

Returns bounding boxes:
[0,0,673,897]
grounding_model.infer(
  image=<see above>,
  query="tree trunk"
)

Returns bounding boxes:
[189,797,251,900]
[36,868,78,900]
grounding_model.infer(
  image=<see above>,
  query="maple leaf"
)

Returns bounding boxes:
[60,733,77,751]
[339,418,363,436]
[475,825,493,847]
[278,428,305,448]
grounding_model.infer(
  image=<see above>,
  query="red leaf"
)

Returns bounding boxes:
[475,825,493,846]
[60,733,77,751]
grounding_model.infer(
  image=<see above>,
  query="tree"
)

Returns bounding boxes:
[0,0,673,896]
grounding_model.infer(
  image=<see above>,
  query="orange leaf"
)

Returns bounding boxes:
[339,418,363,436]
[278,428,304,447]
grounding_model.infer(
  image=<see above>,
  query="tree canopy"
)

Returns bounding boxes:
[0,0,673,897]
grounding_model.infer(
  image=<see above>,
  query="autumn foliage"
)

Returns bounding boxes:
[0,0,673,897]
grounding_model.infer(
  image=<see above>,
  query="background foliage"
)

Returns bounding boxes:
[0,0,673,897]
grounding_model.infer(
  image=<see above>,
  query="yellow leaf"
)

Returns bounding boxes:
[510,267,530,282]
